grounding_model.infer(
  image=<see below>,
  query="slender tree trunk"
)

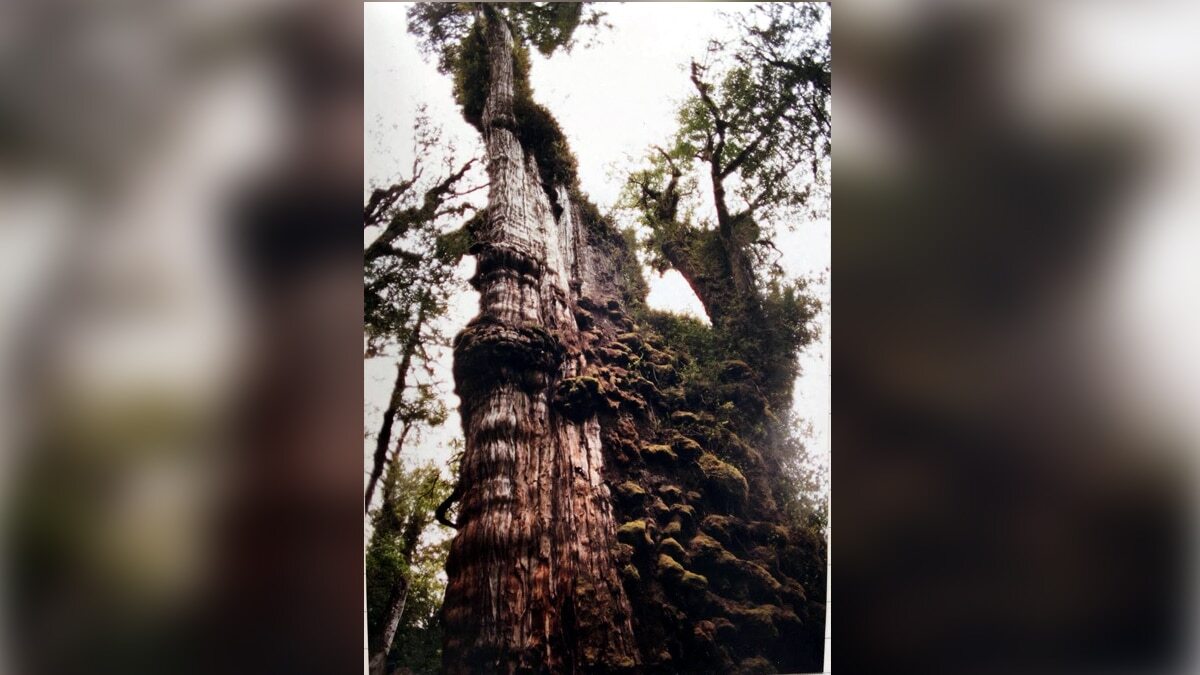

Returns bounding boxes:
[368,580,408,675]
[366,300,428,512]
[442,8,639,673]
[369,499,426,675]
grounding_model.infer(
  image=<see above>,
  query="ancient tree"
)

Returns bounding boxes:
[408,3,830,672]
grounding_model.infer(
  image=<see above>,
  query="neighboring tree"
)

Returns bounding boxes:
[405,2,829,672]
[362,113,479,673]
[366,460,454,675]
[624,1,829,407]
[363,111,481,511]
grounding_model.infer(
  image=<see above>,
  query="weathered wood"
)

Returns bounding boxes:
[441,8,639,673]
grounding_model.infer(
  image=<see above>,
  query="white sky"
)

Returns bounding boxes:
[363,2,830,501]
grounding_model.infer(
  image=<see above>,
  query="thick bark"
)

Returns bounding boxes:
[441,8,639,673]
[365,300,428,512]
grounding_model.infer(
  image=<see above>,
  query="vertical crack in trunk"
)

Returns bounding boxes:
[442,9,639,673]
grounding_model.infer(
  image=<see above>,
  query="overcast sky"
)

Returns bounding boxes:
[363,2,830,499]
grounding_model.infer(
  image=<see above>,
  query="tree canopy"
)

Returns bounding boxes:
[622,2,830,407]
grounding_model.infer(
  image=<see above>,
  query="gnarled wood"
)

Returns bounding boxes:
[441,8,638,673]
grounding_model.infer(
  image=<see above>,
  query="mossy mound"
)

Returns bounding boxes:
[669,504,696,528]
[670,434,704,458]
[656,553,685,580]
[615,481,648,503]
[698,453,749,503]
[659,537,687,561]
[617,519,652,549]
[553,375,606,421]
[680,571,709,591]
[642,443,678,463]
[670,411,701,427]
[657,484,684,504]
[701,514,745,546]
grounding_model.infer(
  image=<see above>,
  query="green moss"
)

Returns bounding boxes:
[670,411,701,426]
[657,484,684,504]
[450,22,490,130]
[670,503,696,526]
[731,605,779,640]
[700,515,740,545]
[554,375,605,421]
[657,553,685,579]
[601,346,639,368]
[749,522,790,544]
[681,571,709,591]
[670,435,703,458]
[621,564,641,582]
[645,362,680,386]
[659,537,686,561]
[663,520,683,538]
[660,387,687,409]
[615,481,647,502]
[642,444,678,463]
[698,453,748,503]
[689,533,725,561]
[617,520,652,548]
[616,332,644,352]
[435,223,475,263]
[732,560,782,601]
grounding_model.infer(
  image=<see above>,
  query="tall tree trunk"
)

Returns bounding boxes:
[441,8,639,673]
[366,300,428,512]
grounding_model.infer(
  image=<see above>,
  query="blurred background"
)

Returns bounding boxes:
[0,0,364,673]
[2,0,1200,673]
[836,1,1200,673]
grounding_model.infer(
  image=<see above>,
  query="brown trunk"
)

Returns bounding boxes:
[441,7,639,673]
[366,299,428,512]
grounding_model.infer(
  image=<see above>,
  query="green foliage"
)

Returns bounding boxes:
[363,112,473,362]
[408,2,605,67]
[366,462,454,673]
[514,93,579,190]
[449,19,490,129]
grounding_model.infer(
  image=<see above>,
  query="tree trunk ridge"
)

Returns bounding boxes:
[441,8,639,673]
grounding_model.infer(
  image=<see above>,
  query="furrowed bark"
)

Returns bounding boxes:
[441,8,639,673]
